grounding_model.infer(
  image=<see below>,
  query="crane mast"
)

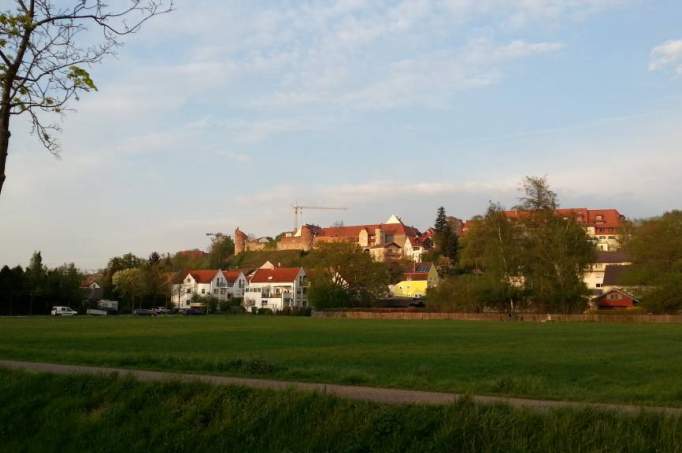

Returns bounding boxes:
[292,205,348,231]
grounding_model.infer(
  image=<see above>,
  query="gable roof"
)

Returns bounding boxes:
[80,275,100,288]
[222,270,243,284]
[187,269,220,284]
[603,265,631,286]
[593,288,639,307]
[595,251,631,264]
[250,267,303,284]
[318,222,421,240]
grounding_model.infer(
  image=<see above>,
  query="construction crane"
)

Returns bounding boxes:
[292,205,348,231]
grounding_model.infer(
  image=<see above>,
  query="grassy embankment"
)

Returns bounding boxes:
[1,369,681,453]
[1,316,682,406]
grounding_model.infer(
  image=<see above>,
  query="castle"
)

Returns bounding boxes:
[235,215,432,262]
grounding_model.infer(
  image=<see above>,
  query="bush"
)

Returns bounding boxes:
[308,280,351,309]
[275,306,312,317]
[256,308,274,316]
[426,274,524,313]
[219,298,243,313]
[204,296,220,314]
[640,277,682,314]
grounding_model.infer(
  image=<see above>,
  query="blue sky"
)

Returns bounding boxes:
[2,0,682,269]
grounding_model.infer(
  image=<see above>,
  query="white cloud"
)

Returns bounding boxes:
[649,40,682,76]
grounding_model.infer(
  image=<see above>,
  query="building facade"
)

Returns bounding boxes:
[243,267,308,312]
[171,269,247,308]
[236,215,432,262]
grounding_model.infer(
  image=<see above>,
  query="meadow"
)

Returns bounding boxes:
[1,316,682,406]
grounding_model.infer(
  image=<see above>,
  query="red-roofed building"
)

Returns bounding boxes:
[171,269,247,308]
[591,289,639,310]
[502,208,625,251]
[250,215,432,263]
[244,265,307,312]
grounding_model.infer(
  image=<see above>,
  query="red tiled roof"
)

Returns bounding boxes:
[249,268,302,284]
[503,208,624,230]
[594,289,639,308]
[222,270,243,284]
[319,222,420,240]
[188,269,219,284]
[80,275,100,288]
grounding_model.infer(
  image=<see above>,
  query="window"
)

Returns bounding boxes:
[186,289,191,294]
[596,284,602,288]
[261,300,268,306]
[201,289,206,294]
[608,236,616,239]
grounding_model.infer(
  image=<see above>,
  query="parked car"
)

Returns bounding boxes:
[132,308,156,316]
[154,307,171,315]
[86,308,108,316]
[183,307,206,316]
[51,306,78,316]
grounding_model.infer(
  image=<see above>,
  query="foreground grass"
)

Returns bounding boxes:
[1,370,681,453]
[1,316,682,406]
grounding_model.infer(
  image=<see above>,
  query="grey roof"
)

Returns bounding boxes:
[603,265,631,286]
[595,251,631,264]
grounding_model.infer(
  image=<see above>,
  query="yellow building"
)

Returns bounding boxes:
[391,280,429,298]
[390,262,440,298]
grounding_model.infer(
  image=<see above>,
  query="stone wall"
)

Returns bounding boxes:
[312,309,682,324]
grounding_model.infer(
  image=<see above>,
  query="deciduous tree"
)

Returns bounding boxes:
[0,0,172,197]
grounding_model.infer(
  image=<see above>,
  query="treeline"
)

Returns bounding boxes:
[428,177,595,314]
[621,210,682,314]
[0,252,82,315]
[427,177,682,314]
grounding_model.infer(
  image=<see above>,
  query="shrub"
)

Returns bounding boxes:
[256,308,274,316]
[275,306,312,317]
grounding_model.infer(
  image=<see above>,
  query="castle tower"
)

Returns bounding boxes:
[301,225,314,251]
[234,227,248,255]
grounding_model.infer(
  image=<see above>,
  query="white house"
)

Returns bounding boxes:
[171,269,247,308]
[583,251,631,291]
[243,267,307,312]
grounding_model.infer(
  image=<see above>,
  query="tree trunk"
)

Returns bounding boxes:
[0,115,10,197]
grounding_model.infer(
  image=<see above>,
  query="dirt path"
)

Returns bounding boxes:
[1,359,680,415]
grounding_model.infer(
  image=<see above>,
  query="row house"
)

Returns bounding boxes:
[171,269,247,308]
[243,267,308,312]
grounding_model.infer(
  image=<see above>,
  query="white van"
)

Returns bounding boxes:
[51,306,78,316]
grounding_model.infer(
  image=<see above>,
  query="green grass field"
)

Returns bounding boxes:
[1,316,682,406]
[1,369,681,453]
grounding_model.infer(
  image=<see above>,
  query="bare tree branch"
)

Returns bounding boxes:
[0,0,173,196]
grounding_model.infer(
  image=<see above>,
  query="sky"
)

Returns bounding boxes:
[2,0,682,270]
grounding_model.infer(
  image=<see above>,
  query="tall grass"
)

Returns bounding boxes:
[0,370,681,453]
